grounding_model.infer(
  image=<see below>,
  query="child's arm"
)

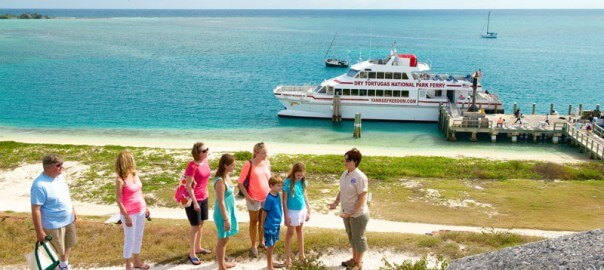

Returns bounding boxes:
[304,189,311,221]
[282,191,290,226]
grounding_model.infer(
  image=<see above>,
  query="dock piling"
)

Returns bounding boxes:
[332,95,342,123]
[550,103,555,114]
[513,102,517,114]
[568,104,573,116]
[532,103,536,115]
[353,113,362,138]
[579,104,583,116]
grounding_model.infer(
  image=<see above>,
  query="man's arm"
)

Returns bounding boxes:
[31,204,46,242]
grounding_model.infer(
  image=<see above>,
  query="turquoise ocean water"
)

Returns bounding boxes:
[0,9,603,151]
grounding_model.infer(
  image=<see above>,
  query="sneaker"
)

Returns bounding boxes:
[58,265,71,270]
[250,247,259,258]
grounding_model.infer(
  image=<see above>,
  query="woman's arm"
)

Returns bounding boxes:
[215,178,230,231]
[185,172,199,210]
[115,177,132,227]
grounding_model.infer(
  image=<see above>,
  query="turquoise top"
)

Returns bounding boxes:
[283,178,306,211]
[213,177,239,239]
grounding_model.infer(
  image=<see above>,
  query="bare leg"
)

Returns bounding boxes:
[284,226,294,266]
[267,246,274,270]
[257,211,264,247]
[189,225,200,258]
[196,221,205,252]
[296,225,305,260]
[248,210,259,248]
[216,237,228,270]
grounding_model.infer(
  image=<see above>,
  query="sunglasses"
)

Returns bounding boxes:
[201,148,209,154]
[55,162,63,168]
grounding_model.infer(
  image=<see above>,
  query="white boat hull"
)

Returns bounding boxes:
[276,98,440,121]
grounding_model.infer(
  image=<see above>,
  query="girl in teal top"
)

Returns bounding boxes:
[282,162,311,268]
[213,154,239,270]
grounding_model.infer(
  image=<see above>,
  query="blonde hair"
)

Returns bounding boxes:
[286,162,306,198]
[252,142,265,158]
[115,150,137,180]
[268,174,283,187]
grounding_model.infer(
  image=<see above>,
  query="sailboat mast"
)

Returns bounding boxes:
[486,11,490,33]
[324,33,336,59]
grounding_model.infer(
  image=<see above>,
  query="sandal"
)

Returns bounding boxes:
[188,255,202,265]
[250,247,259,258]
[341,258,355,267]
[133,264,150,270]
[196,248,212,255]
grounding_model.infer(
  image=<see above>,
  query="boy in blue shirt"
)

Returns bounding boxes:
[262,175,284,270]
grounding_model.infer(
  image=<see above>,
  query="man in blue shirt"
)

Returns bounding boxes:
[262,175,283,270]
[31,154,77,270]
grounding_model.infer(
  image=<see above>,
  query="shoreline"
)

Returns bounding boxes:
[0,127,589,162]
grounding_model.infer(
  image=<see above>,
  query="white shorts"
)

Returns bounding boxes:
[286,208,307,227]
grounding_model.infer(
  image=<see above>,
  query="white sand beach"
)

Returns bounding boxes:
[0,128,589,163]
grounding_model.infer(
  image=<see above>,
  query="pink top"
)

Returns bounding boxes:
[185,160,211,201]
[238,160,271,202]
[121,175,146,215]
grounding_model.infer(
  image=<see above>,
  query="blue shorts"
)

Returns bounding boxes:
[264,228,280,247]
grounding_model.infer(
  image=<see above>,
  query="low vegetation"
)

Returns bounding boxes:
[1,141,603,231]
[0,213,540,267]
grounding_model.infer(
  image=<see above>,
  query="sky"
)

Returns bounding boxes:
[1,0,604,9]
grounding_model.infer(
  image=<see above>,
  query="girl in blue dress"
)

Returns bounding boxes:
[213,154,239,269]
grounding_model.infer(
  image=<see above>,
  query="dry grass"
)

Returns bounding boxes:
[0,213,540,267]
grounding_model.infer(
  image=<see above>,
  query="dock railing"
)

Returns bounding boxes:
[566,123,604,160]
[593,123,604,139]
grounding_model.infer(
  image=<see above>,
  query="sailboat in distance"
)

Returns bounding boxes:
[324,33,349,67]
[481,11,497,39]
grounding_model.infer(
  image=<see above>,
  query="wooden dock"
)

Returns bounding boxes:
[438,105,604,160]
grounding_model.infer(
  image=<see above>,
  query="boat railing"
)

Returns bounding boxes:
[414,73,473,83]
[275,85,315,94]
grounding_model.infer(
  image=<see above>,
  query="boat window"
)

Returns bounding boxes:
[376,90,384,97]
[327,86,334,95]
[393,73,402,80]
[343,89,351,96]
[335,88,342,95]
[401,90,409,97]
[368,72,376,79]
[402,73,409,80]
[384,90,392,97]
[359,72,368,79]
[435,90,443,97]
[318,86,326,94]
[368,90,375,96]
[376,72,384,79]
[351,89,359,96]
[347,69,359,78]
[385,72,393,79]
[393,90,401,97]
[360,89,367,96]
[411,73,419,80]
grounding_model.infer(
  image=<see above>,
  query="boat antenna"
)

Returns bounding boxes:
[368,33,372,61]
[324,33,337,60]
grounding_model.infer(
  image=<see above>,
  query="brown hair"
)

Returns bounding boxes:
[286,162,306,198]
[345,148,362,167]
[268,174,283,187]
[115,150,137,180]
[191,142,205,159]
[214,154,235,179]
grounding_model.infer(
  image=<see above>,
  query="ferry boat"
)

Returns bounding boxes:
[273,50,503,122]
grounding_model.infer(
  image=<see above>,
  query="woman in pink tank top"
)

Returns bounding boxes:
[115,151,150,270]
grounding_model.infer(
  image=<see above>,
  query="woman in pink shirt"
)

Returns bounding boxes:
[115,150,150,270]
[184,142,212,265]
[238,142,271,258]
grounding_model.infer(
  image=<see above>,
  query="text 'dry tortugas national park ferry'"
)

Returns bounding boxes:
[274,50,504,122]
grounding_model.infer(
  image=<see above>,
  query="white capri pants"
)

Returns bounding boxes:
[120,210,146,259]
